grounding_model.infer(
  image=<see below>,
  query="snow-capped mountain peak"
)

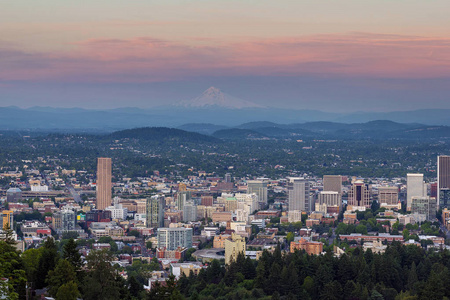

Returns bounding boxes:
[177,87,265,109]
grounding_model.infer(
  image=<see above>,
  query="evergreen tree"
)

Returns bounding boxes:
[147,275,183,300]
[128,275,143,298]
[416,258,432,281]
[351,282,367,300]
[36,237,59,289]
[271,291,281,300]
[82,250,121,300]
[406,262,418,293]
[177,273,190,295]
[273,244,283,265]
[21,248,42,290]
[242,256,256,279]
[395,290,418,300]
[47,259,77,297]
[337,254,354,285]
[63,238,82,270]
[206,259,224,284]
[381,287,398,300]
[266,262,282,294]
[369,289,384,300]
[365,248,374,265]
[0,234,26,300]
[56,281,79,300]
[286,262,300,295]
[302,276,315,297]
[315,263,333,291]
[255,263,266,289]
[343,280,356,297]
[320,280,343,300]
[116,274,132,300]
[280,266,290,295]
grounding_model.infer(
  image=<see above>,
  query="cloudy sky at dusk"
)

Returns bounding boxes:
[1,0,450,112]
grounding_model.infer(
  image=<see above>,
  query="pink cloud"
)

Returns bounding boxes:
[1,32,450,83]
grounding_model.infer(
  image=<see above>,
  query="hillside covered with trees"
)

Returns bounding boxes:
[2,231,450,300]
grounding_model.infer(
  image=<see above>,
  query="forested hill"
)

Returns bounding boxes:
[174,242,449,300]
[212,128,269,140]
[3,234,449,300]
[109,127,220,143]
[182,120,450,140]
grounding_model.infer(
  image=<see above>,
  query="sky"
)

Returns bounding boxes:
[1,0,450,112]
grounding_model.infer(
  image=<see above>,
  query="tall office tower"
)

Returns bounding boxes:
[2,210,13,230]
[378,187,399,205]
[438,156,450,207]
[288,177,312,212]
[183,201,197,222]
[201,196,213,206]
[411,196,437,221]
[347,180,371,208]
[96,157,112,210]
[157,227,193,250]
[247,179,268,206]
[177,191,191,211]
[323,175,342,194]
[407,174,426,211]
[146,195,165,228]
[318,191,341,207]
[176,183,191,210]
[224,173,232,183]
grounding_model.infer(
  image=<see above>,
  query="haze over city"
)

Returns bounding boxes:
[2,1,450,112]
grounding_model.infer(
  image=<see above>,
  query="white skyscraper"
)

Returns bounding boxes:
[407,174,427,211]
[318,191,341,207]
[288,177,312,212]
[235,193,258,214]
[183,201,197,222]
[247,179,268,207]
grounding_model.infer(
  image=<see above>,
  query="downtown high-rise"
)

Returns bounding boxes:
[146,195,165,228]
[348,180,371,208]
[247,179,268,208]
[288,177,312,212]
[323,175,342,194]
[406,173,426,211]
[96,157,112,210]
[438,156,450,208]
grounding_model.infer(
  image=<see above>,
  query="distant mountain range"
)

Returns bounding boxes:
[1,87,450,131]
[180,120,450,140]
[104,121,450,141]
[1,105,450,132]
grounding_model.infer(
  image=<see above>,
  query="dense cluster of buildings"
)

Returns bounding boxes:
[2,155,450,286]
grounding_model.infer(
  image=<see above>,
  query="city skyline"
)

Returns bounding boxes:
[1,1,450,112]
